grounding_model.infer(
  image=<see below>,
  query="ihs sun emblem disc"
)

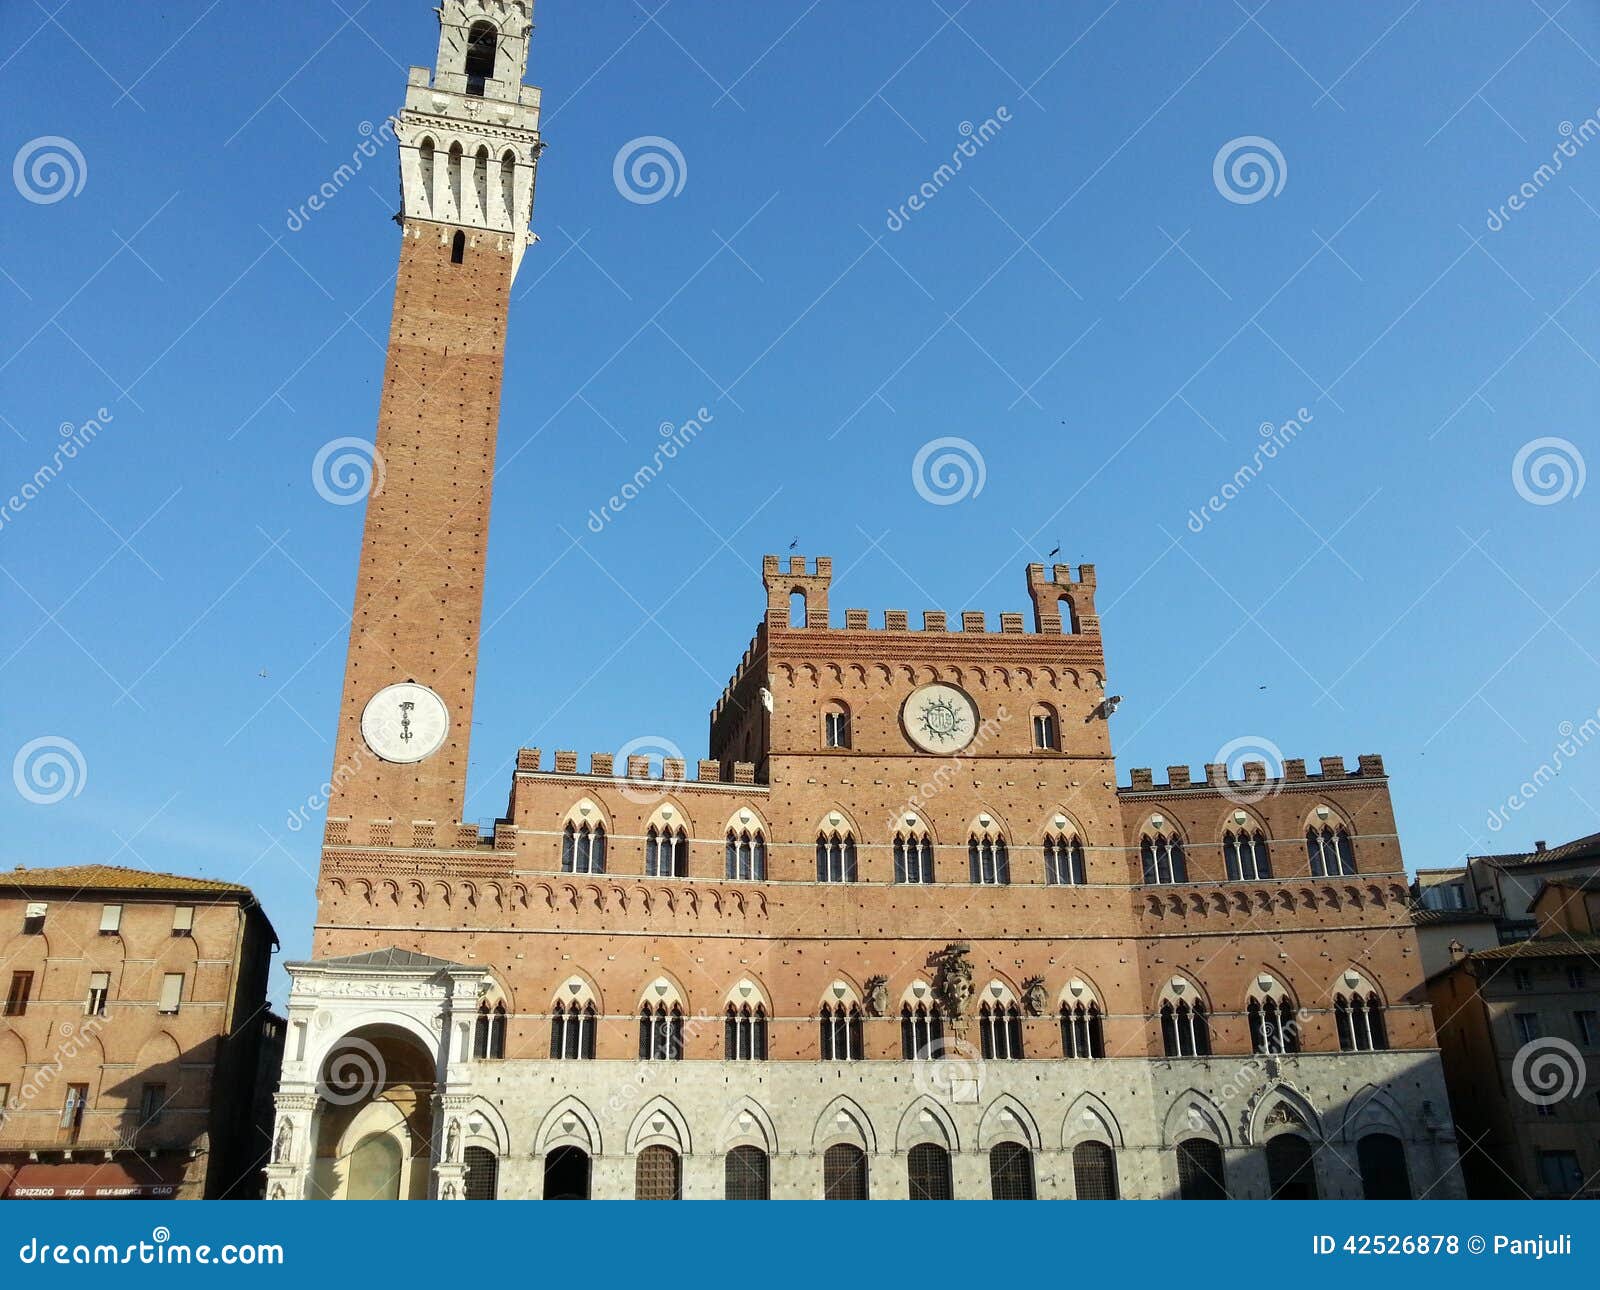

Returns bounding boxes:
[902,684,980,754]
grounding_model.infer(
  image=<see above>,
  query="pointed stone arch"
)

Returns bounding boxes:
[535,1095,602,1155]
[1161,1088,1232,1147]
[1340,1083,1407,1143]
[1246,1083,1323,1145]
[811,1094,876,1153]
[895,1095,960,1153]
[626,1095,692,1154]
[1062,1091,1124,1149]
[711,1096,778,1154]
[978,1094,1040,1150]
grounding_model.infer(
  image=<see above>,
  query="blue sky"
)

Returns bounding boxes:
[4,1,1599,1004]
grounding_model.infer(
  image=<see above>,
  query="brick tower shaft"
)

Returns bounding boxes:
[324,1,542,830]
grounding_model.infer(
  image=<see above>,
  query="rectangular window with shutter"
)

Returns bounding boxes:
[139,1083,166,1126]
[172,905,194,934]
[86,971,109,1016]
[158,973,183,1014]
[60,1084,88,1138]
[99,904,122,934]
[5,971,33,1017]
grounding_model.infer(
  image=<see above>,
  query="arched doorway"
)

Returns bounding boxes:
[463,1145,499,1200]
[309,1025,436,1200]
[347,1134,403,1200]
[543,1146,590,1200]
[1357,1133,1411,1199]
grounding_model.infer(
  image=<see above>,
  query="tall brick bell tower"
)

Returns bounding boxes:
[324,2,541,834]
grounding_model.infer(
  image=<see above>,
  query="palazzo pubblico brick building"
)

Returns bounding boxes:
[266,1,1466,1201]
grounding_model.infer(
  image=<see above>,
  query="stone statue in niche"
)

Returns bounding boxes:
[865,975,890,1018]
[445,1118,461,1162]
[273,1118,292,1164]
[928,943,974,1019]
[1022,976,1048,1018]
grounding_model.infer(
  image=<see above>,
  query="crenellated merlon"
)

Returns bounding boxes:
[1120,753,1387,793]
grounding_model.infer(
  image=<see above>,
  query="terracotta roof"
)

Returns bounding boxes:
[0,864,252,896]
[1471,831,1600,868]
[1539,875,1600,894]
[1411,906,1495,926]
[1466,934,1600,963]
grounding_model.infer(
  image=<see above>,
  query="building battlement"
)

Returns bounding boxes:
[1121,754,1387,794]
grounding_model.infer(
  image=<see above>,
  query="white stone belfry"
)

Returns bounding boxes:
[396,0,542,278]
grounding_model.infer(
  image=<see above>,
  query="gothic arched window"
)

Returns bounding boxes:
[725,1146,769,1200]
[1059,1000,1105,1058]
[464,21,497,96]
[474,1000,507,1059]
[969,827,1010,885]
[894,829,934,884]
[1160,999,1210,1057]
[979,1000,1024,1059]
[989,1143,1036,1199]
[1141,832,1187,884]
[900,1001,945,1059]
[823,701,850,749]
[1334,990,1388,1051]
[463,1145,498,1200]
[1176,1138,1227,1199]
[819,1002,863,1060]
[1044,832,1086,885]
[561,821,606,874]
[645,824,688,878]
[815,830,857,883]
[823,1143,868,1199]
[549,1000,596,1059]
[725,827,766,880]
[724,1003,768,1060]
[638,1002,684,1060]
[1031,705,1059,751]
[907,1142,953,1200]
[1307,824,1356,876]
[1248,994,1300,1055]
[1072,1141,1119,1199]
[1224,828,1272,881]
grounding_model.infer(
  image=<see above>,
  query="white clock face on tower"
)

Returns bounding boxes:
[902,683,980,754]
[360,683,450,764]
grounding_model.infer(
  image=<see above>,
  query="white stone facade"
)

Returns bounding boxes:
[269,958,1465,1200]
